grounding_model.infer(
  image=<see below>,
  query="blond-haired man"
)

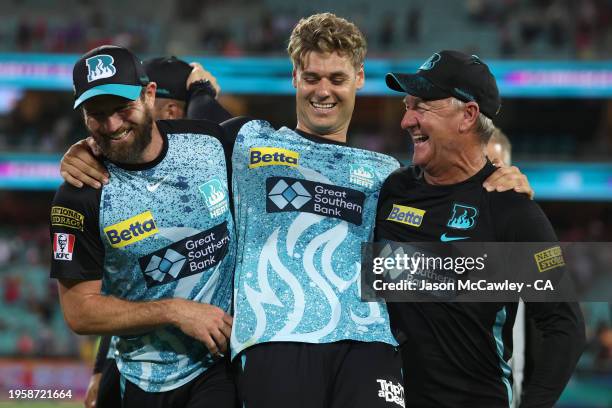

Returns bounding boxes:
[228,14,404,407]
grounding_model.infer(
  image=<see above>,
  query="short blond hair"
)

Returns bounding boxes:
[287,13,367,70]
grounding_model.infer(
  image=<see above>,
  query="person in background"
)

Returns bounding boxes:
[486,127,512,166]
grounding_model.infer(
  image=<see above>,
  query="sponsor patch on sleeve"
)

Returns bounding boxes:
[534,245,565,272]
[53,233,75,261]
[51,206,84,231]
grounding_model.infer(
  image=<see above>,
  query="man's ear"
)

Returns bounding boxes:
[164,102,184,120]
[355,64,365,90]
[292,68,298,89]
[459,101,479,133]
[143,82,157,108]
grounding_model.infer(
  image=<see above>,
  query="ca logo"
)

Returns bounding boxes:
[86,55,117,82]
[419,53,441,71]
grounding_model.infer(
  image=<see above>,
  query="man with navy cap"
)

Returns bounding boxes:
[375,50,585,408]
[144,56,226,122]
[50,45,238,407]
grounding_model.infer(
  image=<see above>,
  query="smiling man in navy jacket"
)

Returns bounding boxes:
[375,50,585,408]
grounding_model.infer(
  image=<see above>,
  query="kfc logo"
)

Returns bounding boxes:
[53,233,75,261]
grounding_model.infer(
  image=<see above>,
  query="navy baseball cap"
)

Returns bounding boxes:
[386,50,501,119]
[144,56,192,101]
[72,45,149,109]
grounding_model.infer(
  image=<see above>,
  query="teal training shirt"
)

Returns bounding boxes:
[230,120,400,358]
[50,120,235,392]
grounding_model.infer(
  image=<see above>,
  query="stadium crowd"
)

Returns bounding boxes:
[1,0,611,59]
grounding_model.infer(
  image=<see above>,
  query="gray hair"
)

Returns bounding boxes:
[450,98,496,144]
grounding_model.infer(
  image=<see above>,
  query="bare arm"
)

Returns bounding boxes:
[58,278,233,355]
[84,373,101,408]
[60,138,108,189]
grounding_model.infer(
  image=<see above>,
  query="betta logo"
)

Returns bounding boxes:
[386,204,426,228]
[103,211,159,248]
[249,147,299,168]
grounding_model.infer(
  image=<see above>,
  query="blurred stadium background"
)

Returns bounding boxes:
[0,0,610,406]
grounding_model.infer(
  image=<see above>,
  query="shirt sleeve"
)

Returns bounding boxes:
[50,183,104,281]
[491,192,586,408]
[220,116,252,147]
[520,301,585,408]
[185,81,233,123]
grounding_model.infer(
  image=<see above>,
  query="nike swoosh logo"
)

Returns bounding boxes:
[146,176,168,192]
[440,233,469,242]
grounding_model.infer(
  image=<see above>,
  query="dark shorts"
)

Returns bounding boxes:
[233,341,405,408]
[121,358,238,408]
[97,359,121,408]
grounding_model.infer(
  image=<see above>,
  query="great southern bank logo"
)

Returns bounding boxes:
[138,222,230,287]
[268,179,311,209]
[446,203,478,230]
[143,248,186,283]
[266,177,365,225]
[86,55,117,82]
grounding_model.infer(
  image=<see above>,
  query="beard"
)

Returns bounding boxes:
[95,107,154,164]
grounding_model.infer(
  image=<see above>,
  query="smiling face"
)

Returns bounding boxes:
[401,95,466,172]
[82,84,156,164]
[293,51,364,142]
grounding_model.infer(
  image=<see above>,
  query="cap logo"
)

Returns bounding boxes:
[419,53,441,71]
[86,55,117,82]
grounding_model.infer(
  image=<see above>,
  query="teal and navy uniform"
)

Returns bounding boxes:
[226,119,405,408]
[375,162,585,408]
[231,120,398,355]
[88,80,233,408]
[50,120,235,393]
